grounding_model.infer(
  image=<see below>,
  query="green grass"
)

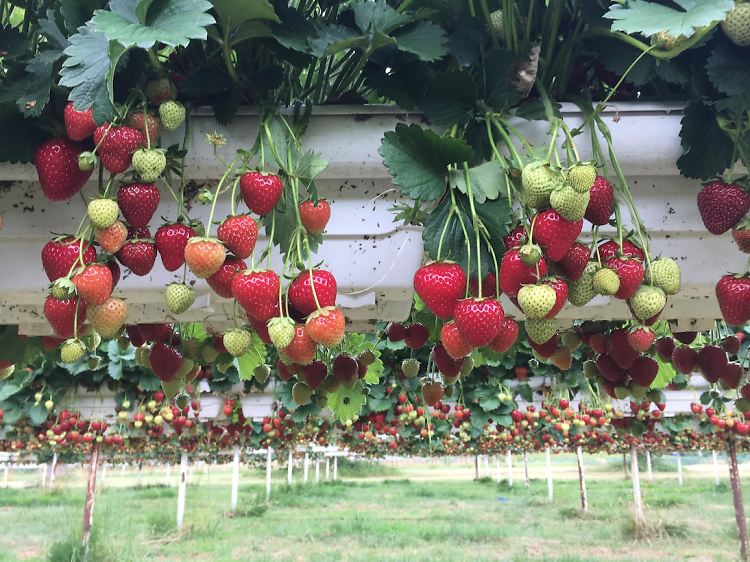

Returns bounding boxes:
[0,458,745,561]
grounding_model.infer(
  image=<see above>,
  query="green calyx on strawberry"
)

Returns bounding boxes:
[132,148,167,183]
[78,152,97,172]
[518,244,542,266]
[51,278,76,300]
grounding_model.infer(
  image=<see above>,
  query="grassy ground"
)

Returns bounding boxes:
[0,454,746,562]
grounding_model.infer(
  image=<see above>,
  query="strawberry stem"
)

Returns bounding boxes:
[449,184,472,299]
[559,122,581,163]
[488,117,524,169]
[495,116,536,161]
[436,206,455,261]
[206,154,242,237]
[463,162,482,298]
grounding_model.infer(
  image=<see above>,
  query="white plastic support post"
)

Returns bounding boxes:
[576,445,587,512]
[265,447,272,501]
[165,464,171,487]
[507,451,513,487]
[646,450,653,482]
[727,438,750,562]
[287,450,293,485]
[334,456,338,481]
[631,444,645,525]
[304,452,309,484]
[176,452,188,530]
[3,464,8,489]
[82,442,101,547]
[326,458,330,481]
[677,452,683,486]
[49,452,58,490]
[136,464,142,488]
[121,464,125,477]
[231,446,240,511]
[524,450,530,492]
[546,448,553,502]
[316,459,320,483]
[714,450,721,486]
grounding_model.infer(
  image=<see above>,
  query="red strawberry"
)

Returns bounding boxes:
[500,249,548,299]
[556,242,591,281]
[126,326,145,347]
[584,176,614,225]
[138,324,173,342]
[733,225,750,253]
[716,275,750,326]
[503,225,527,250]
[232,269,280,321]
[589,333,608,354]
[44,296,87,338]
[155,223,195,271]
[432,343,464,378]
[303,360,328,390]
[671,346,697,375]
[332,353,358,383]
[207,256,247,298]
[116,230,156,277]
[598,239,645,262]
[441,321,474,359]
[34,137,93,201]
[213,335,228,354]
[106,256,120,288]
[288,270,337,316]
[403,323,429,349]
[42,336,65,350]
[184,238,226,279]
[71,264,113,306]
[697,182,750,235]
[240,172,283,215]
[282,325,316,365]
[117,184,161,227]
[453,298,503,348]
[655,337,676,361]
[696,345,728,383]
[149,343,184,382]
[487,317,519,353]
[606,256,644,300]
[741,384,750,401]
[543,277,568,319]
[127,110,162,146]
[628,356,658,387]
[217,215,258,259]
[627,327,654,352]
[386,322,408,342]
[42,237,97,281]
[607,328,639,370]
[248,315,272,344]
[413,262,466,319]
[64,103,96,141]
[723,335,741,355]
[531,209,582,262]
[306,306,345,348]
[94,125,142,174]
[721,362,743,389]
[529,333,558,358]
[595,353,625,382]
[299,200,331,235]
[469,272,498,298]
[278,360,295,380]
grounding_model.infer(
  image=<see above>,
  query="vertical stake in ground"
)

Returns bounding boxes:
[2,464,8,489]
[304,452,309,484]
[41,463,47,488]
[266,447,272,501]
[677,451,683,486]
[136,463,142,488]
[334,456,338,480]
[727,438,750,562]
[545,448,553,502]
[646,450,652,483]
[165,464,171,487]
[82,441,101,547]
[316,459,320,483]
[630,443,645,525]
[576,445,587,512]
[524,450,530,492]
[49,451,58,490]
[623,453,629,480]
[474,456,479,479]
[326,457,330,481]
[507,451,513,486]
[287,450,293,485]
[231,445,240,511]
[714,450,721,486]
[496,454,501,483]
[176,452,188,530]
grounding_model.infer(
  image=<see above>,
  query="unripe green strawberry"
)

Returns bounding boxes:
[614,385,630,400]
[628,381,648,400]
[489,9,505,40]
[518,284,556,319]
[87,356,101,370]
[567,262,597,306]
[175,358,195,379]
[442,374,459,385]
[595,375,607,387]
[519,244,542,266]
[629,285,666,321]
[736,397,750,413]
[182,338,201,359]
[145,78,175,104]
[644,257,681,295]
[561,331,582,350]
[202,345,219,363]
[268,317,296,349]
[175,394,189,409]
[721,3,750,47]
[223,328,253,357]
[522,162,564,209]
[0,363,14,380]
[61,339,86,364]
[51,279,76,300]
[358,350,376,366]
[165,283,196,314]
[567,164,597,193]
[444,385,455,398]
[161,378,182,400]
[87,198,119,228]
[592,267,620,296]
[550,184,590,222]
[86,333,101,352]
[459,356,474,377]
[402,358,420,378]
[254,364,271,384]
[292,382,313,405]
[646,389,662,402]
[159,101,186,131]
[135,346,151,368]
[117,336,130,350]
[216,362,232,373]
[531,350,547,363]
[190,219,205,237]
[583,360,598,379]
[654,30,684,50]
[313,394,328,408]
[132,148,166,182]
[525,318,556,344]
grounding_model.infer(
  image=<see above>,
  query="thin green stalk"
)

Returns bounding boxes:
[540,0,564,85]
[489,117,524,169]
[463,163,483,299]
[480,0,501,49]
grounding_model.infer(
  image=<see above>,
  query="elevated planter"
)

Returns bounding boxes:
[0,103,740,332]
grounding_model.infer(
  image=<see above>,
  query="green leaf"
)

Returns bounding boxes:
[61,0,100,35]
[447,17,489,66]
[93,0,215,48]
[0,25,29,57]
[604,0,734,37]
[379,123,474,201]
[178,67,233,96]
[38,10,69,50]
[715,92,750,113]
[516,383,533,402]
[138,372,162,391]
[363,59,430,111]
[677,101,733,180]
[107,360,123,380]
[213,88,239,126]
[420,69,476,126]
[236,336,266,380]
[229,20,273,45]
[308,24,358,58]
[209,0,279,35]
[480,49,520,113]
[393,21,448,62]
[59,22,127,123]
[652,356,676,389]
[707,42,750,97]
[16,52,60,118]
[448,160,505,204]
[0,327,44,365]
[25,401,50,426]
[294,150,329,187]
[595,37,655,86]
[0,382,21,402]
[515,99,562,121]
[353,0,411,35]
[479,395,500,411]
[291,403,321,422]
[326,382,368,420]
